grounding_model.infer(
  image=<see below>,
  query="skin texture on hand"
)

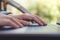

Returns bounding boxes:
[0,14,47,28]
[0,14,30,28]
[12,14,47,26]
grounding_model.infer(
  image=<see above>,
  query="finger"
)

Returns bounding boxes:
[33,17,44,26]
[35,16,47,26]
[9,18,23,28]
[16,14,33,21]
[19,20,30,26]
[8,20,20,28]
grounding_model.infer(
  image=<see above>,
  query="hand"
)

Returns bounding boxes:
[13,14,47,26]
[0,14,30,28]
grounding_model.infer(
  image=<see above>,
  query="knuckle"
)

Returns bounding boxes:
[6,19,11,23]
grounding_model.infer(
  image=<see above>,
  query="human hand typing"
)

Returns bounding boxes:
[0,14,30,28]
[0,14,47,28]
[13,14,47,26]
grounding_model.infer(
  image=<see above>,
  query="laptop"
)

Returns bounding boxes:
[0,0,60,37]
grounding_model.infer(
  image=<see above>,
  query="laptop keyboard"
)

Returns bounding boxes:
[25,24,58,33]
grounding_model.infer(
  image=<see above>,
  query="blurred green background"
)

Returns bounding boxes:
[7,0,60,24]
